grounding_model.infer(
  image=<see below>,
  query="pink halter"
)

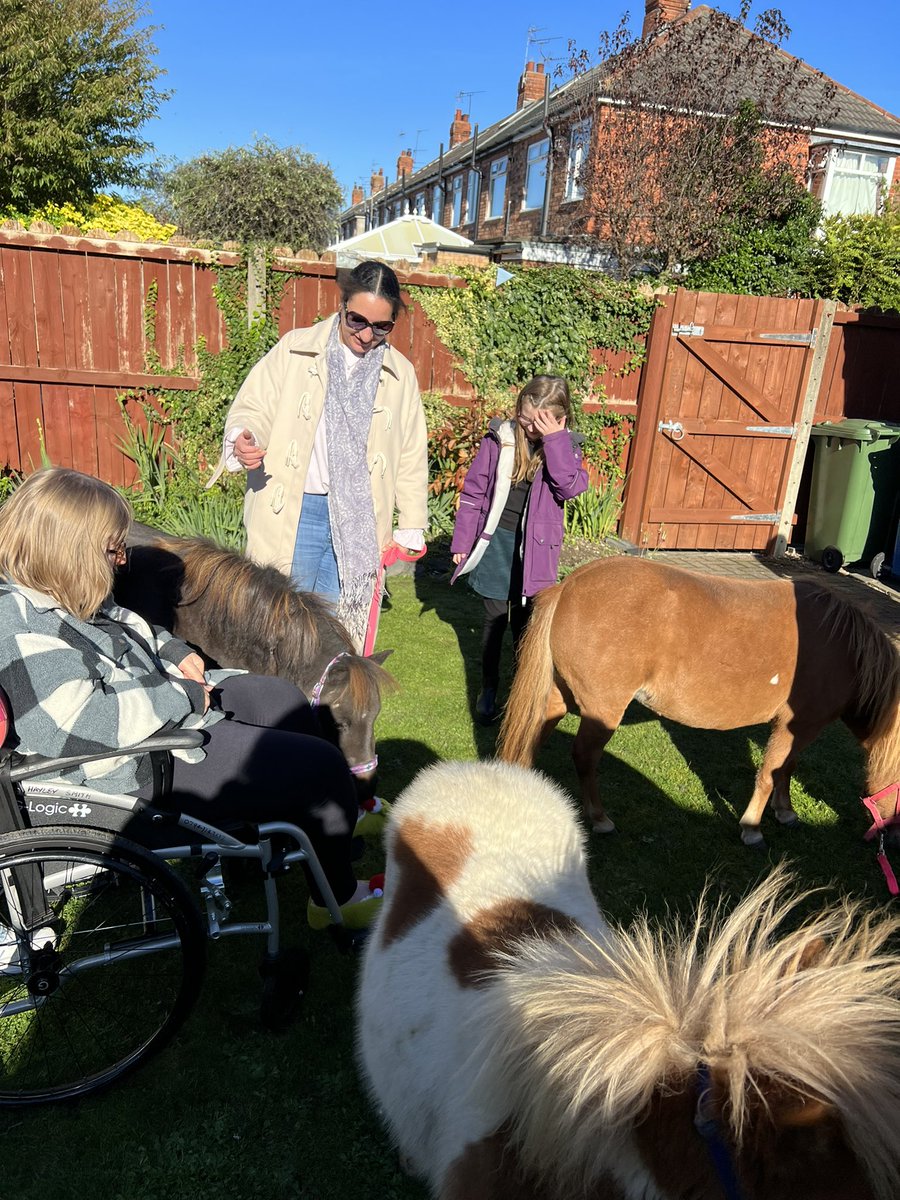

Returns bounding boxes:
[861,781,900,896]
[309,652,378,777]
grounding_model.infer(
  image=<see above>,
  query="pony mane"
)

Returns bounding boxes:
[478,866,900,1199]
[800,581,900,789]
[159,534,354,669]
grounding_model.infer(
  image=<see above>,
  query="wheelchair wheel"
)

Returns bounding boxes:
[0,825,206,1106]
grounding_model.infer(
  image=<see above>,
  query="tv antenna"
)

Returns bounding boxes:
[454,89,485,115]
[398,129,428,161]
[525,25,563,65]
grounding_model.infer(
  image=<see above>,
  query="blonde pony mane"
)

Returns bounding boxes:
[478,867,900,1198]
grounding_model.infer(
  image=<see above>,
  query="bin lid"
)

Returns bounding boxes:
[810,418,900,443]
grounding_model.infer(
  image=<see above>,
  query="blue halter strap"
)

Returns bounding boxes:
[694,1063,745,1200]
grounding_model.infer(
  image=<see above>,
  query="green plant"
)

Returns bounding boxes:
[809,202,900,311]
[3,195,176,241]
[564,479,624,543]
[0,0,168,210]
[156,137,343,250]
[410,266,655,407]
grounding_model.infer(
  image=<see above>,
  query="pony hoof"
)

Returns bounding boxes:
[592,817,616,834]
[741,828,767,850]
[775,811,800,828]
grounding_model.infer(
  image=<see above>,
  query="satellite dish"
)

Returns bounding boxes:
[495,267,514,286]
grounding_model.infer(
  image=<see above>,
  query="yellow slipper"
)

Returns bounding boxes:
[355,796,392,837]
[307,875,385,931]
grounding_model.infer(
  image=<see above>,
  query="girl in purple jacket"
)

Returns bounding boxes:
[450,376,588,723]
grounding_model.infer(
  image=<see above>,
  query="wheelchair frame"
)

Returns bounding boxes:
[0,728,345,1106]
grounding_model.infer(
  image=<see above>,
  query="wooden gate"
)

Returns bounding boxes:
[619,289,835,552]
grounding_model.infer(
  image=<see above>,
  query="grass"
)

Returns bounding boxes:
[0,564,891,1199]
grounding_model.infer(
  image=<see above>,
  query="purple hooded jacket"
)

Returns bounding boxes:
[450,418,589,598]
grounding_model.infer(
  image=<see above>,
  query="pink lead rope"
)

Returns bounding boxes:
[861,781,900,896]
[362,544,426,658]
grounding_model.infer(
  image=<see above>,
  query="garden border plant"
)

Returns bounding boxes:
[411,265,656,543]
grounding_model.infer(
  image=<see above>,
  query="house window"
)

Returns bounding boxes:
[414,191,425,216]
[466,168,479,223]
[451,173,464,226]
[565,119,591,202]
[432,183,443,224]
[488,156,508,220]
[523,138,549,210]
[812,146,894,217]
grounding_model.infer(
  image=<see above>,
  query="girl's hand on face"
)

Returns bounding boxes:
[532,409,567,438]
[235,429,266,470]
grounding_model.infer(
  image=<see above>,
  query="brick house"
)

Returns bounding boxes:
[337,0,900,266]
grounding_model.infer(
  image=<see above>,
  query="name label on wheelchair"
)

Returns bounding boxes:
[21,781,136,820]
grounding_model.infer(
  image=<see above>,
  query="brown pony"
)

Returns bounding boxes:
[114,528,395,796]
[498,556,900,846]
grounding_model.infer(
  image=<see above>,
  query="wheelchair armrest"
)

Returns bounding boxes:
[6,729,206,783]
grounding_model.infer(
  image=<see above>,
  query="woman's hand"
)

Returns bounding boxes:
[452,552,464,565]
[177,652,212,713]
[532,409,567,438]
[234,429,266,470]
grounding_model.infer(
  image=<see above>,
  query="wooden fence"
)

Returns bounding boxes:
[2,230,899,553]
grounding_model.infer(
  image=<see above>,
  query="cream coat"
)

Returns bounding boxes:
[216,314,428,574]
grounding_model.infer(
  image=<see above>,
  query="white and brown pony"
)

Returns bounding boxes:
[498,556,900,847]
[358,760,900,1200]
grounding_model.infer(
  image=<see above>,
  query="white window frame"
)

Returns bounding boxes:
[466,168,479,224]
[810,144,895,218]
[488,156,508,220]
[414,191,425,216]
[523,138,550,211]
[432,183,443,224]
[565,118,591,203]
[451,173,464,227]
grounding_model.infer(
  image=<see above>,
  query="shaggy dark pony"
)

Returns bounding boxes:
[115,528,394,787]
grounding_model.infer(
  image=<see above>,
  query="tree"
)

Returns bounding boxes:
[157,138,344,249]
[0,0,167,210]
[558,2,836,279]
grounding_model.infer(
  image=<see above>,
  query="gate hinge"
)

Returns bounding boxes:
[758,329,817,346]
[672,323,705,338]
[746,425,796,436]
[729,512,780,523]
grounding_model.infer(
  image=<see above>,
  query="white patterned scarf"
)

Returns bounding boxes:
[324,317,385,650]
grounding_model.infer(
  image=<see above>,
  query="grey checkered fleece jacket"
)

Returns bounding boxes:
[0,581,230,794]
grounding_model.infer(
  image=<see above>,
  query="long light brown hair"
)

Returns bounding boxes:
[511,375,573,485]
[0,468,130,619]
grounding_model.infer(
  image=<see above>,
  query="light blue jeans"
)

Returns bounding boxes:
[292,493,340,602]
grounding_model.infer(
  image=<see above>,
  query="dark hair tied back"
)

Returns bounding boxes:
[338,260,404,319]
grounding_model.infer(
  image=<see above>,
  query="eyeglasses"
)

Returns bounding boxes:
[106,543,127,566]
[342,306,394,338]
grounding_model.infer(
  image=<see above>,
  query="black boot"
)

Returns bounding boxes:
[475,687,498,725]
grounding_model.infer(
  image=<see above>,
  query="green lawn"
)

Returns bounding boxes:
[0,567,888,1199]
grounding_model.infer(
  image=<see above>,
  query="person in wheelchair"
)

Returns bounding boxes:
[0,467,382,930]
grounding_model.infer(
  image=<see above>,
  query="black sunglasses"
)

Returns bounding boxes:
[343,306,394,338]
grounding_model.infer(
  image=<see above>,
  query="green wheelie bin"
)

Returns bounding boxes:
[805,418,900,574]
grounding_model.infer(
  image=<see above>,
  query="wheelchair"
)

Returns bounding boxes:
[0,699,348,1108]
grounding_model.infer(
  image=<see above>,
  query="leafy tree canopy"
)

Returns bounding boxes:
[0,0,167,209]
[156,137,344,250]
[560,1,837,279]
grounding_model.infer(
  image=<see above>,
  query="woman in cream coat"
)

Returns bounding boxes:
[215,261,428,649]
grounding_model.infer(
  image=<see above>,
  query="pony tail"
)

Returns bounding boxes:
[497,585,562,765]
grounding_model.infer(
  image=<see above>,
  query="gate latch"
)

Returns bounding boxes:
[672,323,705,337]
[658,420,685,441]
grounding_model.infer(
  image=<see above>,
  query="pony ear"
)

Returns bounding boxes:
[781,936,828,977]
[369,649,394,665]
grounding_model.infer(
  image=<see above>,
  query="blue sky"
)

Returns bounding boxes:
[139,1,900,206]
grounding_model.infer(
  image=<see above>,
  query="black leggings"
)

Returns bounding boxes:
[481,597,533,691]
[167,674,358,907]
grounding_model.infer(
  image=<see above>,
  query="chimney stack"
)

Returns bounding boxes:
[397,148,414,181]
[370,167,385,195]
[517,61,546,111]
[449,109,472,148]
[642,0,690,38]
[351,183,364,206]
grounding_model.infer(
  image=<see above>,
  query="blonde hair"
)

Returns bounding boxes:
[0,468,131,619]
[511,375,573,485]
